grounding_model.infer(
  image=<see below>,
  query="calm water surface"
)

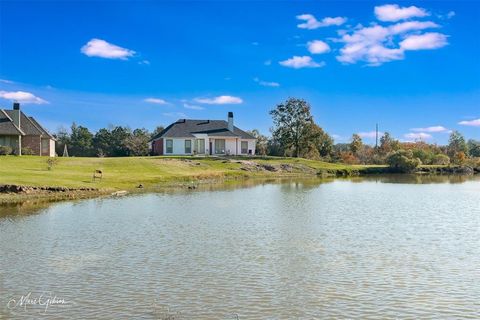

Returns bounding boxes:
[1,176,479,319]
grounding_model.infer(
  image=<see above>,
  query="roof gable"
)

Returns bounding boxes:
[0,110,25,135]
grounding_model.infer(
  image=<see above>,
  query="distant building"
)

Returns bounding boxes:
[150,112,256,156]
[0,102,56,156]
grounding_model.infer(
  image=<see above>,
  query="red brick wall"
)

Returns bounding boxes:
[152,139,163,155]
[22,136,41,155]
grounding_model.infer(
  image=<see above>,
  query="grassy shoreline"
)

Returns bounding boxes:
[1,155,475,205]
[0,155,380,203]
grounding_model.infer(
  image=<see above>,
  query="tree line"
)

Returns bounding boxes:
[53,97,480,172]
[55,123,164,157]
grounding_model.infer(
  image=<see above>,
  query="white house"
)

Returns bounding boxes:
[150,112,256,156]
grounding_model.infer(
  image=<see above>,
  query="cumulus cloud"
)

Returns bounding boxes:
[458,119,480,127]
[81,38,135,60]
[410,126,450,133]
[400,32,448,50]
[404,132,432,140]
[374,4,429,22]
[297,14,347,29]
[0,90,48,104]
[307,40,331,54]
[194,95,243,104]
[254,77,280,87]
[389,21,439,35]
[144,98,168,105]
[279,56,325,68]
[184,103,204,110]
[336,21,446,65]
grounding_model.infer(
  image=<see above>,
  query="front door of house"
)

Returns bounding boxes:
[209,141,212,155]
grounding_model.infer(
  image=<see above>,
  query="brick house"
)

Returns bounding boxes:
[0,102,56,156]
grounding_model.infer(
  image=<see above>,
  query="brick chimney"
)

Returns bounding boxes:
[12,102,21,129]
[227,112,234,132]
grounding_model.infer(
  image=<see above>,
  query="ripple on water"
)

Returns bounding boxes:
[0,178,479,319]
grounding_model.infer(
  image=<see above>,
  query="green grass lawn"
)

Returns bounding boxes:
[0,155,377,190]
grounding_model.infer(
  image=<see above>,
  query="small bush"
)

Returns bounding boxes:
[21,147,35,155]
[0,146,13,155]
[432,154,450,165]
[46,158,59,170]
[386,150,421,173]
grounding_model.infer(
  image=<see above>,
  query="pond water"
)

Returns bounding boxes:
[1,176,479,319]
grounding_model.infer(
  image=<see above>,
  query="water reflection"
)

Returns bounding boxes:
[0,176,479,318]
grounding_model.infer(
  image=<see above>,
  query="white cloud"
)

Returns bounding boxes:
[0,90,48,104]
[336,21,445,65]
[389,21,439,35]
[279,56,325,69]
[307,40,331,54]
[400,32,448,50]
[184,103,204,110]
[458,118,480,127]
[358,131,383,138]
[374,4,429,22]
[410,126,449,133]
[139,60,150,65]
[253,77,280,87]
[144,98,168,105]
[194,95,243,105]
[297,14,347,29]
[447,11,456,19]
[81,38,135,60]
[336,25,404,65]
[404,132,432,140]
[0,79,14,84]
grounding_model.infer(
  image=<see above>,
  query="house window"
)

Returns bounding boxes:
[185,140,192,154]
[214,139,225,154]
[166,139,173,153]
[241,141,248,154]
[195,139,205,154]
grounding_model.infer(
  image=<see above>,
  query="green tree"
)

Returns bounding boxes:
[69,123,94,156]
[301,123,333,159]
[467,139,480,157]
[386,149,421,173]
[124,128,150,156]
[248,129,269,156]
[447,131,468,158]
[93,128,113,157]
[110,126,132,156]
[379,132,399,154]
[151,125,165,139]
[349,134,363,155]
[270,98,314,157]
[55,126,71,156]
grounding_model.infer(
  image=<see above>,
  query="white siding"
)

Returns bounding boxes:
[163,138,193,155]
[49,139,56,157]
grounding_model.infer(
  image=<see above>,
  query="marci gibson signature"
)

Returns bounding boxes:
[7,291,70,313]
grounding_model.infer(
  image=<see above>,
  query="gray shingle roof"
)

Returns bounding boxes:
[4,110,43,136]
[0,109,54,139]
[0,110,25,135]
[151,119,256,140]
[28,116,56,140]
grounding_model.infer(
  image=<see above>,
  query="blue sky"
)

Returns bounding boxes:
[0,1,479,144]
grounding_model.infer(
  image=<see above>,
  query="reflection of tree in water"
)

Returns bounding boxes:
[360,174,477,184]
